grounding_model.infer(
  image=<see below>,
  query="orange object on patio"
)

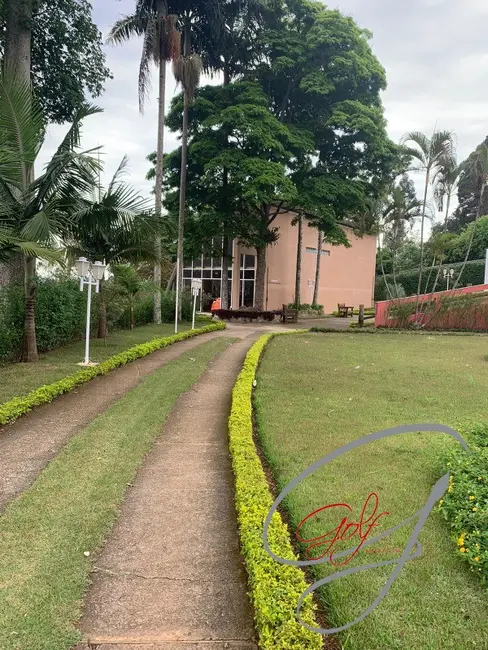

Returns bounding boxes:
[210,297,221,312]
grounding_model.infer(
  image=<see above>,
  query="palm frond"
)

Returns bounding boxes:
[0,66,45,188]
[139,16,158,113]
[106,14,147,44]
[173,55,203,100]
[0,227,61,263]
[107,155,130,196]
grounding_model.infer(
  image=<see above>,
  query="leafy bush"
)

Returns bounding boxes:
[228,332,322,649]
[438,424,488,584]
[0,322,226,426]
[0,278,88,362]
[375,259,486,301]
[287,303,324,313]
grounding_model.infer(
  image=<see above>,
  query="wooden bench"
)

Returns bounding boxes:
[338,303,354,318]
[282,304,298,323]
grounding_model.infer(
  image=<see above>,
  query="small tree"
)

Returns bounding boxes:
[112,264,146,330]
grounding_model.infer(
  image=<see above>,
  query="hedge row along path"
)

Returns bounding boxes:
[76,330,264,650]
[0,327,230,513]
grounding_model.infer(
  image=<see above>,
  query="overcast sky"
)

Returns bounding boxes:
[38,0,488,229]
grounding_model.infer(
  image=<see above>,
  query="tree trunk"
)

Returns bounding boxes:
[97,278,107,339]
[221,236,230,309]
[153,55,166,324]
[294,214,303,308]
[22,256,38,362]
[130,297,134,330]
[444,192,451,229]
[166,264,176,291]
[255,246,266,310]
[312,230,322,307]
[415,170,430,314]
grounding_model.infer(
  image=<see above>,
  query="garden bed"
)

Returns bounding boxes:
[213,308,282,323]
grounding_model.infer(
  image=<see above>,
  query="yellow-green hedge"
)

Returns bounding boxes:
[228,332,322,649]
[0,323,226,426]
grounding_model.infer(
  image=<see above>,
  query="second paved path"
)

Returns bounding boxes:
[79,334,259,650]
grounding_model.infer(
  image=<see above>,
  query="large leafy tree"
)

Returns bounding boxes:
[0,0,111,123]
[0,70,101,361]
[108,0,180,324]
[64,156,156,338]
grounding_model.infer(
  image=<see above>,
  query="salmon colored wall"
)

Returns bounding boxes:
[266,213,377,312]
[229,213,377,313]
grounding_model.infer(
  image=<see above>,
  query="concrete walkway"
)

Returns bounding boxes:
[0,330,228,513]
[77,334,259,650]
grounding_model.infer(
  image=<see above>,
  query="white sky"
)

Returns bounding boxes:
[37,0,488,234]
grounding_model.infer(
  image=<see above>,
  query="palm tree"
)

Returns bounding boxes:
[0,68,101,361]
[112,264,147,330]
[434,155,463,228]
[401,130,453,310]
[293,212,303,308]
[107,0,180,325]
[64,156,156,338]
[452,143,488,291]
[173,25,203,328]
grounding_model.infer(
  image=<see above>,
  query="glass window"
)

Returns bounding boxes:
[193,269,201,278]
[306,247,317,254]
[243,281,254,306]
[183,269,192,278]
[212,269,222,279]
[244,255,255,269]
[203,256,212,268]
[244,270,255,280]
[202,269,211,278]
[321,249,330,256]
[193,257,202,268]
[226,239,233,257]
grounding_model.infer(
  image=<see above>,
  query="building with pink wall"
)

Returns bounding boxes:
[183,211,377,313]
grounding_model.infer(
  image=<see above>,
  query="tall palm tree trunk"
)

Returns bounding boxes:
[312,230,322,307]
[22,257,37,362]
[175,83,190,323]
[130,296,135,330]
[220,63,231,310]
[415,171,430,317]
[153,56,166,324]
[294,214,303,308]
[444,192,451,229]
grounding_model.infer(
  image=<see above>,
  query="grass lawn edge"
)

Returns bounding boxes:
[228,330,323,650]
[0,322,226,427]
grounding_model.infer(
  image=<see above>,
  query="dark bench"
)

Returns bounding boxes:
[338,303,354,318]
[282,304,298,323]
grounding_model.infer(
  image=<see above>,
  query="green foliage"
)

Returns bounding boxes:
[0,278,87,361]
[449,215,488,261]
[375,259,486,301]
[228,332,322,649]
[0,322,226,426]
[287,302,323,313]
[0,0,111,123]
[448,135,488,233]
[438,424,488,584]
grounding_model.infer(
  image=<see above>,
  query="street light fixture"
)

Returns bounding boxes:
[443,267,455,291]
[76,257,106,366]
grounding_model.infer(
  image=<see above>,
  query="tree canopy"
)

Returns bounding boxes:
[0,0,111,123]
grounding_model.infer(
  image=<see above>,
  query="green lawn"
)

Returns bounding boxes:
[0,322,193,404]
[0,336,235,650]
[255,332,488,650]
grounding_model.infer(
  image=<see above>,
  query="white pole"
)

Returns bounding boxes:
[192,290,197,330]
[84,276,92,365]
[174,256,180,334]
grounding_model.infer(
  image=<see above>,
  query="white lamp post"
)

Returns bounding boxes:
[443,268,454,291]
[76,257,106,366]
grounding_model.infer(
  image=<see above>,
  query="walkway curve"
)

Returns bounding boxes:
[0,330,228,513]
[77,333,260,650]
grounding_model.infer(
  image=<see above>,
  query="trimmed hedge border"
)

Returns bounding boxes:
[0,323,226,426]
[228,331,322,649]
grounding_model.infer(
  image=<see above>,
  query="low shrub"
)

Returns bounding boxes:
[215,308,279,322]
[0,322,226,426]
[438,423,488,584]
[287,303,324,313]
[228,333,322,649]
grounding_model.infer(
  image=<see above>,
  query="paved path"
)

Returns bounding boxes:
[0,330,229,512]
[77,334,259,650]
